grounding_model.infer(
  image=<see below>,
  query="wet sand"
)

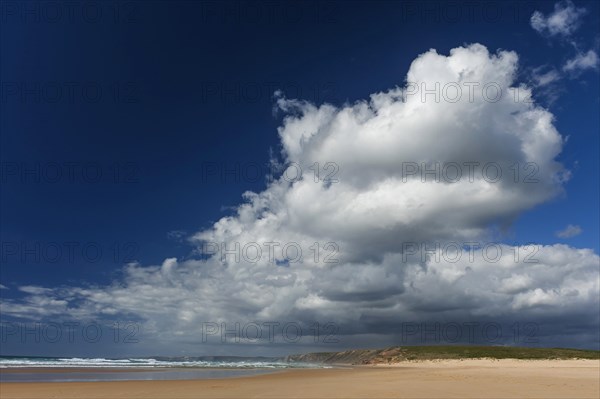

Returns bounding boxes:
[1,359,598,398]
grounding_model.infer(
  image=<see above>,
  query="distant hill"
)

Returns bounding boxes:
[285,346,600,365]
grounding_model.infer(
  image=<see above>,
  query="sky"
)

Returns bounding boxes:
[0,0,599,358]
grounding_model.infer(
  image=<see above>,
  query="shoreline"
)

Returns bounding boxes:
[1,359,598,398]
[0,366,287,384]
[0,366,297,374]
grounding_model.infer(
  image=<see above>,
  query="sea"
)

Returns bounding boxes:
[0,356,325,382]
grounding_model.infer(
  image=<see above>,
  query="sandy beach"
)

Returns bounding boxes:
[1,359,598,399]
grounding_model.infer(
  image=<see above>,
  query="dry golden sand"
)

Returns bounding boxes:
[1,359,598,399]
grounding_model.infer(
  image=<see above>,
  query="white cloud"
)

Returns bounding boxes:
[167,230,188,242]
[563,50,600,72]
[556,224,583,238]
[18,285,54,295]
[530,1,587,37]
[1,244,598,351]
[1,44,597,352]
[530,2,598,84]
[528,66,564,105]
[206,44,566,267]
[532,67,561,87]
[0,284,8,290]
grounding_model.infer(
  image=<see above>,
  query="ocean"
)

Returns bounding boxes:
[0,356,326,382]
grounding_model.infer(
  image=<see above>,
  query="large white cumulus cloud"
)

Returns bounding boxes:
[196,44,567,264]
[2,44,598,352]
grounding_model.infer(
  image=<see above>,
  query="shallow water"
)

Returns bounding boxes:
[0,368,278,382]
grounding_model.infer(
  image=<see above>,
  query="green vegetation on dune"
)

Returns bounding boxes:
[286,346,600,364]
[392,346,600,360]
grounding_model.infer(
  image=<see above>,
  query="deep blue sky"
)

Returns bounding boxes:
[0,1,599,355]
